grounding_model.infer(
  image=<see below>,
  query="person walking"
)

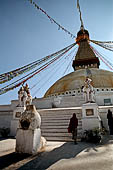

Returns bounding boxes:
[107,109,113,135]
[68,113,78,144]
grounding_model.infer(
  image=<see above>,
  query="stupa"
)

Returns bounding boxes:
[44,27,113,107]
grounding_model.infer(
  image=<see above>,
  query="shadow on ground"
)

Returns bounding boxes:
[0,152,30,169]
[18,142,97,170]
[0,135,112,170]
[18,135,113,170]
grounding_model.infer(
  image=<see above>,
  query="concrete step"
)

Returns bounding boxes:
[41,127,82,132]
[40,117,81,120]
[39,108,82,141]
[43,136,82,142]
[40,115,82,119]
[43,136,73,142]
[41,121,82,126]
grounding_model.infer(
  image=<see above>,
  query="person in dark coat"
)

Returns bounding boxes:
[68,113,78,144]
[107,109,113,135]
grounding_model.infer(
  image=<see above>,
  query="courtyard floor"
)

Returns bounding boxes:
[0,135,113,170]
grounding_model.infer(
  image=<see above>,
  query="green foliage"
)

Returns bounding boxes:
[0,127,10,138]
[82,128,102,143]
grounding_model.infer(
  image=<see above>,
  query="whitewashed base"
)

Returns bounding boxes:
[82,102,101,132]
[13,107,25,119]
[82,117,101,131]
[10,106,25,136]
[16,128,41,154]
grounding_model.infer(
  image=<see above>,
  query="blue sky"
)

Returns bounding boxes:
[0,0,113,104]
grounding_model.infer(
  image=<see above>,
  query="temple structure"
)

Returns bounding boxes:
[0,27,113,141]
[44,28,113,107]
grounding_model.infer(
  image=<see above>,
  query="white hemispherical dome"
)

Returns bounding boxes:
[44,68,113,97]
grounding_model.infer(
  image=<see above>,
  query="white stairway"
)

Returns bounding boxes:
[38,108,82,141]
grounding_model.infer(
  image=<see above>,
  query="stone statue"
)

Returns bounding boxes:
[22,90,28,107]
[83,78,95,103]
[18,86,25,107]
[19,105,41,130]
[24,83,32,106]
[16,105,46,154]
[18,84,32,107]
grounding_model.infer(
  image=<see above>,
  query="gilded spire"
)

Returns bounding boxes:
[72,29,100,71]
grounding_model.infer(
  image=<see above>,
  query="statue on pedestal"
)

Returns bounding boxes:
[16,105,46,154]
[24,84,32,105]
[83,78,95,103]
[18,86,25,107]
[18,83,32,107]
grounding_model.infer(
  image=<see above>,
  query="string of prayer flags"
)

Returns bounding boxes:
[27,0,76,39]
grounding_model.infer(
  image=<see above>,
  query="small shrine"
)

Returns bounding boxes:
[16,104,46,154]
[82,77,101,132]
[10,83,32,136]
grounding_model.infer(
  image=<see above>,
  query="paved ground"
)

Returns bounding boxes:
[0,135,113,170]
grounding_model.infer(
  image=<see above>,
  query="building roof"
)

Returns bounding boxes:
[44,68,113,97]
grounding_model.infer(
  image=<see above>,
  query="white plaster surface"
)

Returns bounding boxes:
[10,106,25,136]
[0,105,112,138]
[13,106,25,119]
[82,117,101,131]
[82,103,98,117]
[82,103,101,131]
[16,128,41,154]
[0,136,113,170]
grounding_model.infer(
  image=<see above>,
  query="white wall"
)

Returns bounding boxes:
[95,92,113,106]
[0,104,13,128]
[33,98,53,109]
[0,105,112,132]
[1,89,113,132]
[0,111,13,128]
[98,106,113,131]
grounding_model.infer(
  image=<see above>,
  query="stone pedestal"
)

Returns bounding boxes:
[15,105,46,155]
[16,128,41,154]
[82,103,101,132]
[10,107,25,136]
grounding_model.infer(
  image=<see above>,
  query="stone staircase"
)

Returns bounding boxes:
[38,108,82,141]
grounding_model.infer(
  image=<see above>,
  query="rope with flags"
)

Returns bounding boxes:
[0,43,76,84]
[27,0,75,39]
[1,0,113,98]
[1,43,76,89]
[76,0,113,52]
[77,0,84,29]
[62,47,77,76]
[90,39,113,52]
[31,48,77,97]
[0,43,76,95]
[90,45,113,70]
